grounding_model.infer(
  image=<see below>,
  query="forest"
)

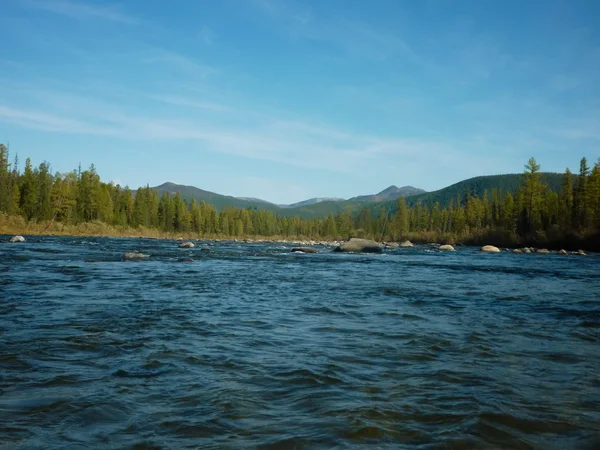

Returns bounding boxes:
[1,143,599,249]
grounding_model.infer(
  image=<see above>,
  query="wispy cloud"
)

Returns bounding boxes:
[23,0,138,24]
[2,77,595,191]
[0,88,500,183]
[199,26,215,46]
[251,0,412,61]
[147,94,229,112]
[139,48,216,78]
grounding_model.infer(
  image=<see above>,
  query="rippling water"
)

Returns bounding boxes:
[1,236,599,449]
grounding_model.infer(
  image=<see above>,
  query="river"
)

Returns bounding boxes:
[1,236,599,449]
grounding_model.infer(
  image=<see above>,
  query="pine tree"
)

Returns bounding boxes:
[20,158,38,220]
[0,144,9,213]
[586,160,600,228]
[36,162,53,220]
[502,192,515,231]
[558,168,574,230]
[573,157,590,230]
[519,157,546,235]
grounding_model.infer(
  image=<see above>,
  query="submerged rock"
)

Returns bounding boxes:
[400,240,414,247]
[9,235,25,243]
[122,252,148,261]
[481,245,501,253]
[334,238,382,253]
[200,247,211,253]
[290,247,319,254]
[438,244,455,251]
[178,258,193,263]
[179,242,195,248]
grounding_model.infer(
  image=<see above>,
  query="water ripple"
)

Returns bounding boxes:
[1,236,599,448]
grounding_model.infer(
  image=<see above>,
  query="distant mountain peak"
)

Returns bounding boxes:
[350,185,426,202]
[281,197,346,209]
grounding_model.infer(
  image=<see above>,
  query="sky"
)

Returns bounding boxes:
[0,0,599,204]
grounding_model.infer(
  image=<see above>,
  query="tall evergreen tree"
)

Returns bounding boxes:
[518,157,546,234]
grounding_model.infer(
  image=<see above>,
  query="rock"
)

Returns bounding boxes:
[537,248,550,254]
[400,240,414,248]
[384,242,400,249]
[178,258,193,263]
[513,249,522,254]
[439,244,455,251]
[333,238,383,253]
[9,235,25,243]
[576,250,587,256]
[559,249,568,255]
[291,247,319,254]
[179,242,195,248]
[200,247,211,253]
[122,252,148,261]
[481,245,501,253]
[523,248,531,253]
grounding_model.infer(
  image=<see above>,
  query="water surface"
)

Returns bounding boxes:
[1,236,599,449]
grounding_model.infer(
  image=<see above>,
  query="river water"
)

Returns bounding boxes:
[1,236,599,449]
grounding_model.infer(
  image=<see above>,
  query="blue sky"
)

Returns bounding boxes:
[1,0,599,204]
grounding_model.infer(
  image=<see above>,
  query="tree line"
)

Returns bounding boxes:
[0,144,599,247]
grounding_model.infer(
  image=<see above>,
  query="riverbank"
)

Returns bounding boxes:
[1,213,598,252]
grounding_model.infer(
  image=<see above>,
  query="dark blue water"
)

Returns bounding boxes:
[1,236,599,449]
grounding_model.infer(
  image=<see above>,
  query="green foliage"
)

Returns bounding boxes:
[0,145,598,248]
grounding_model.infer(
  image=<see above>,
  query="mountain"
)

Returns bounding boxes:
[281,197,346,208]
[404,173,567,208]
[349,185,426,202]
[356,172,571,218]
[150,173,569,220]
[151,182,281,212]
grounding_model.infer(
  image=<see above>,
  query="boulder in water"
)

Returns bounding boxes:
[481,245,501,253]
[537,248,550,254]
[384,242,400,249]
[178,258,193,263]
[439,244,455,251]
[122,252,148,261]
[576,250,587,256]
[400,240,414,247]
[523,248,532,253]
[200,247,211,253]
[9,235,25,243]
[291,247,318,254]
[179,242,195,248]
[334,238,382,253]
[513,249,522,254]
[559,249,568,255]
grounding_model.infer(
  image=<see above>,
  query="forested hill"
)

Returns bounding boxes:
[149,183,281,213]
[405,173,566,207]
[1,145,599,250]
[150,174,567,219]
[285,173,568,218]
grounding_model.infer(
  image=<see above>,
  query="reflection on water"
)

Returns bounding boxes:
[1,236,599,449]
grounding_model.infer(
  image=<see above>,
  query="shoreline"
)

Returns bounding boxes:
[1,230,596,254]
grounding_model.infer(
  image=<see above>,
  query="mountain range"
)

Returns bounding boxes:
[150,173,567,219]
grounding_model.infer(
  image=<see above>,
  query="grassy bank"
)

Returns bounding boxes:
[0,213,323,243]
[1,213,598,251]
